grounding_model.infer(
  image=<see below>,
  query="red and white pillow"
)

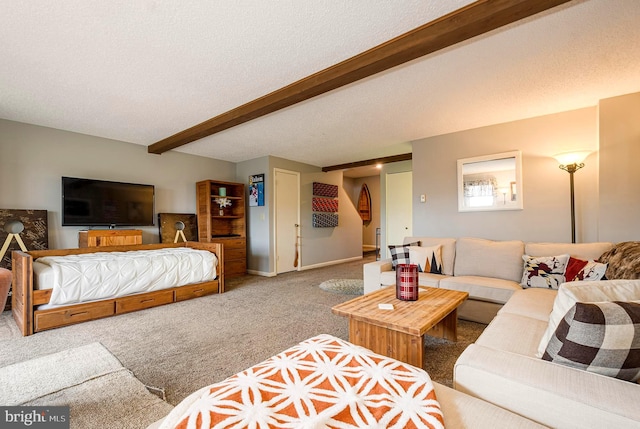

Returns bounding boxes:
[521,254,608,290]
[565,256,607,282]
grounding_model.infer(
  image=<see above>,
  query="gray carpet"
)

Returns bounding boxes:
[318,278,364,295]
[0,342,173,429]
[0,254,485,427]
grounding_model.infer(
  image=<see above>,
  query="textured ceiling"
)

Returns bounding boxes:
[1,0,639,170]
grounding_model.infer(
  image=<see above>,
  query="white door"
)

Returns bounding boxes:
[275,169,300,274]
[386,171,412,257]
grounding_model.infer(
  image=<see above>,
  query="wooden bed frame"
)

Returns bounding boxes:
[11,241,224,336]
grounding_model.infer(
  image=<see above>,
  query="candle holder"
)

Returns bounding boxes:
[396,264,419,301]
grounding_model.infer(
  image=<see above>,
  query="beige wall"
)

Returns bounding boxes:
[411,107,600,243]
[347,176,380,250]
[598,92,640,242]
[236,156,363,275]
[0,119,236,249]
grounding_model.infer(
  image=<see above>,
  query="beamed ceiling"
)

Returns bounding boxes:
[1,0,640,172]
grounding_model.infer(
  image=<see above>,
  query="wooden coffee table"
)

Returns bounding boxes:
[332,286,468,368]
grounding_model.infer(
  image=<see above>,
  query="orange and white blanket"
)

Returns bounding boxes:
[159,334,444,429]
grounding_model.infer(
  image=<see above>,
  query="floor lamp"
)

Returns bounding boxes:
[553,151,592,243]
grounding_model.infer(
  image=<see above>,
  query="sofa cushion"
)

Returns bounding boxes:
[408,245,443,274]
[454,344,640,428]
[525,242,613,261]
[407,237,457,276]
[432,382,547,428]
[536,279,640,358]
[388,241,420,269]
[454,237,524,282]
[379,271,447,288]
[477,313,548,357]
[498,288,557,322]
[440,276,521,305]
[542,301,640,382]
[521,254,570,289]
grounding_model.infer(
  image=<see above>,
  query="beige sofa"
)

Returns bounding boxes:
[454,284,640,428]
[363,236,614,323]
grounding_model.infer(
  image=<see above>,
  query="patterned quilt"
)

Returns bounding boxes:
[159,334,444,429]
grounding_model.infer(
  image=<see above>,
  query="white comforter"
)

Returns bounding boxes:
[36,247,217,306]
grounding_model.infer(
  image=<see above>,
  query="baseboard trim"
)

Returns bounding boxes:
[247,269,277,277]
[247,255,362,277]
[298,255,363,271]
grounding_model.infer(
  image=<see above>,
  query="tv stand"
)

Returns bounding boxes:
[78,229,143,248]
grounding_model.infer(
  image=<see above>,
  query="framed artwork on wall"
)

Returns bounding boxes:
[249,174,265,207]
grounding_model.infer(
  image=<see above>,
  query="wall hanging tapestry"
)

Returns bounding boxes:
[312,182,339,228]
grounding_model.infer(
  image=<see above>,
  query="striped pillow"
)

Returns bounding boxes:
[542,301,640,382]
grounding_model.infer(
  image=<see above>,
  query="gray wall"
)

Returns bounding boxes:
[410,96,639,244]
[598,92,640,242]
[235,156,270,274]
[236,156,363,275]
[301,170,362,267]
[347,176,381,250]
[0,119,236,248]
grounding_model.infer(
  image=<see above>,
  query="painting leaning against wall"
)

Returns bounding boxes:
[0,209,49,311]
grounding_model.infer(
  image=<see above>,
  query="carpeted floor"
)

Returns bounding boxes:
[0,253,485,427]
[0,342,173,429]
[318,278,364,295]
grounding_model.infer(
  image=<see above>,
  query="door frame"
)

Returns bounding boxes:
[273,168,301,274]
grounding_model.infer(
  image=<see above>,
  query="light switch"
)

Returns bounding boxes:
[420,194,426,203]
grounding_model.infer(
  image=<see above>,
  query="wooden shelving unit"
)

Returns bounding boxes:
[196,180,246,277]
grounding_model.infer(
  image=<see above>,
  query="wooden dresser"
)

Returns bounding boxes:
[196,180,247,277]
[78,229,143,248]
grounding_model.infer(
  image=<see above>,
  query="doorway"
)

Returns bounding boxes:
[274,169,300,274]
[385,171,412,257]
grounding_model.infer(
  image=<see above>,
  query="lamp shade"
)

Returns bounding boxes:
[553,150,592,166]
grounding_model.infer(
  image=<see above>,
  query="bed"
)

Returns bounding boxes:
[11,241,224,336]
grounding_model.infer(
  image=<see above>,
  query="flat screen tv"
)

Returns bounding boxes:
[62,177,155,227]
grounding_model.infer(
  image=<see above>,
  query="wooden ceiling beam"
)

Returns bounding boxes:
[148,0,572,155]
[322,153,412,172]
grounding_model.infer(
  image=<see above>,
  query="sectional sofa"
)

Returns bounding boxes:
[363,236,614,324]
[364,237,640,427]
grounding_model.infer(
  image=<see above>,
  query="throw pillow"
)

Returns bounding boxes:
[521,254,570,289]
[575,260,608,281]
[564,257,588,282]
[536,279,640,358]
[542,301,640,382]
[598,241,640,280]
[565,257,608,282]
[408,245,443,274]
[388,241,420,270]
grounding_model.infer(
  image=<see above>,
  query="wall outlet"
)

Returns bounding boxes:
[420,194,427,203]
